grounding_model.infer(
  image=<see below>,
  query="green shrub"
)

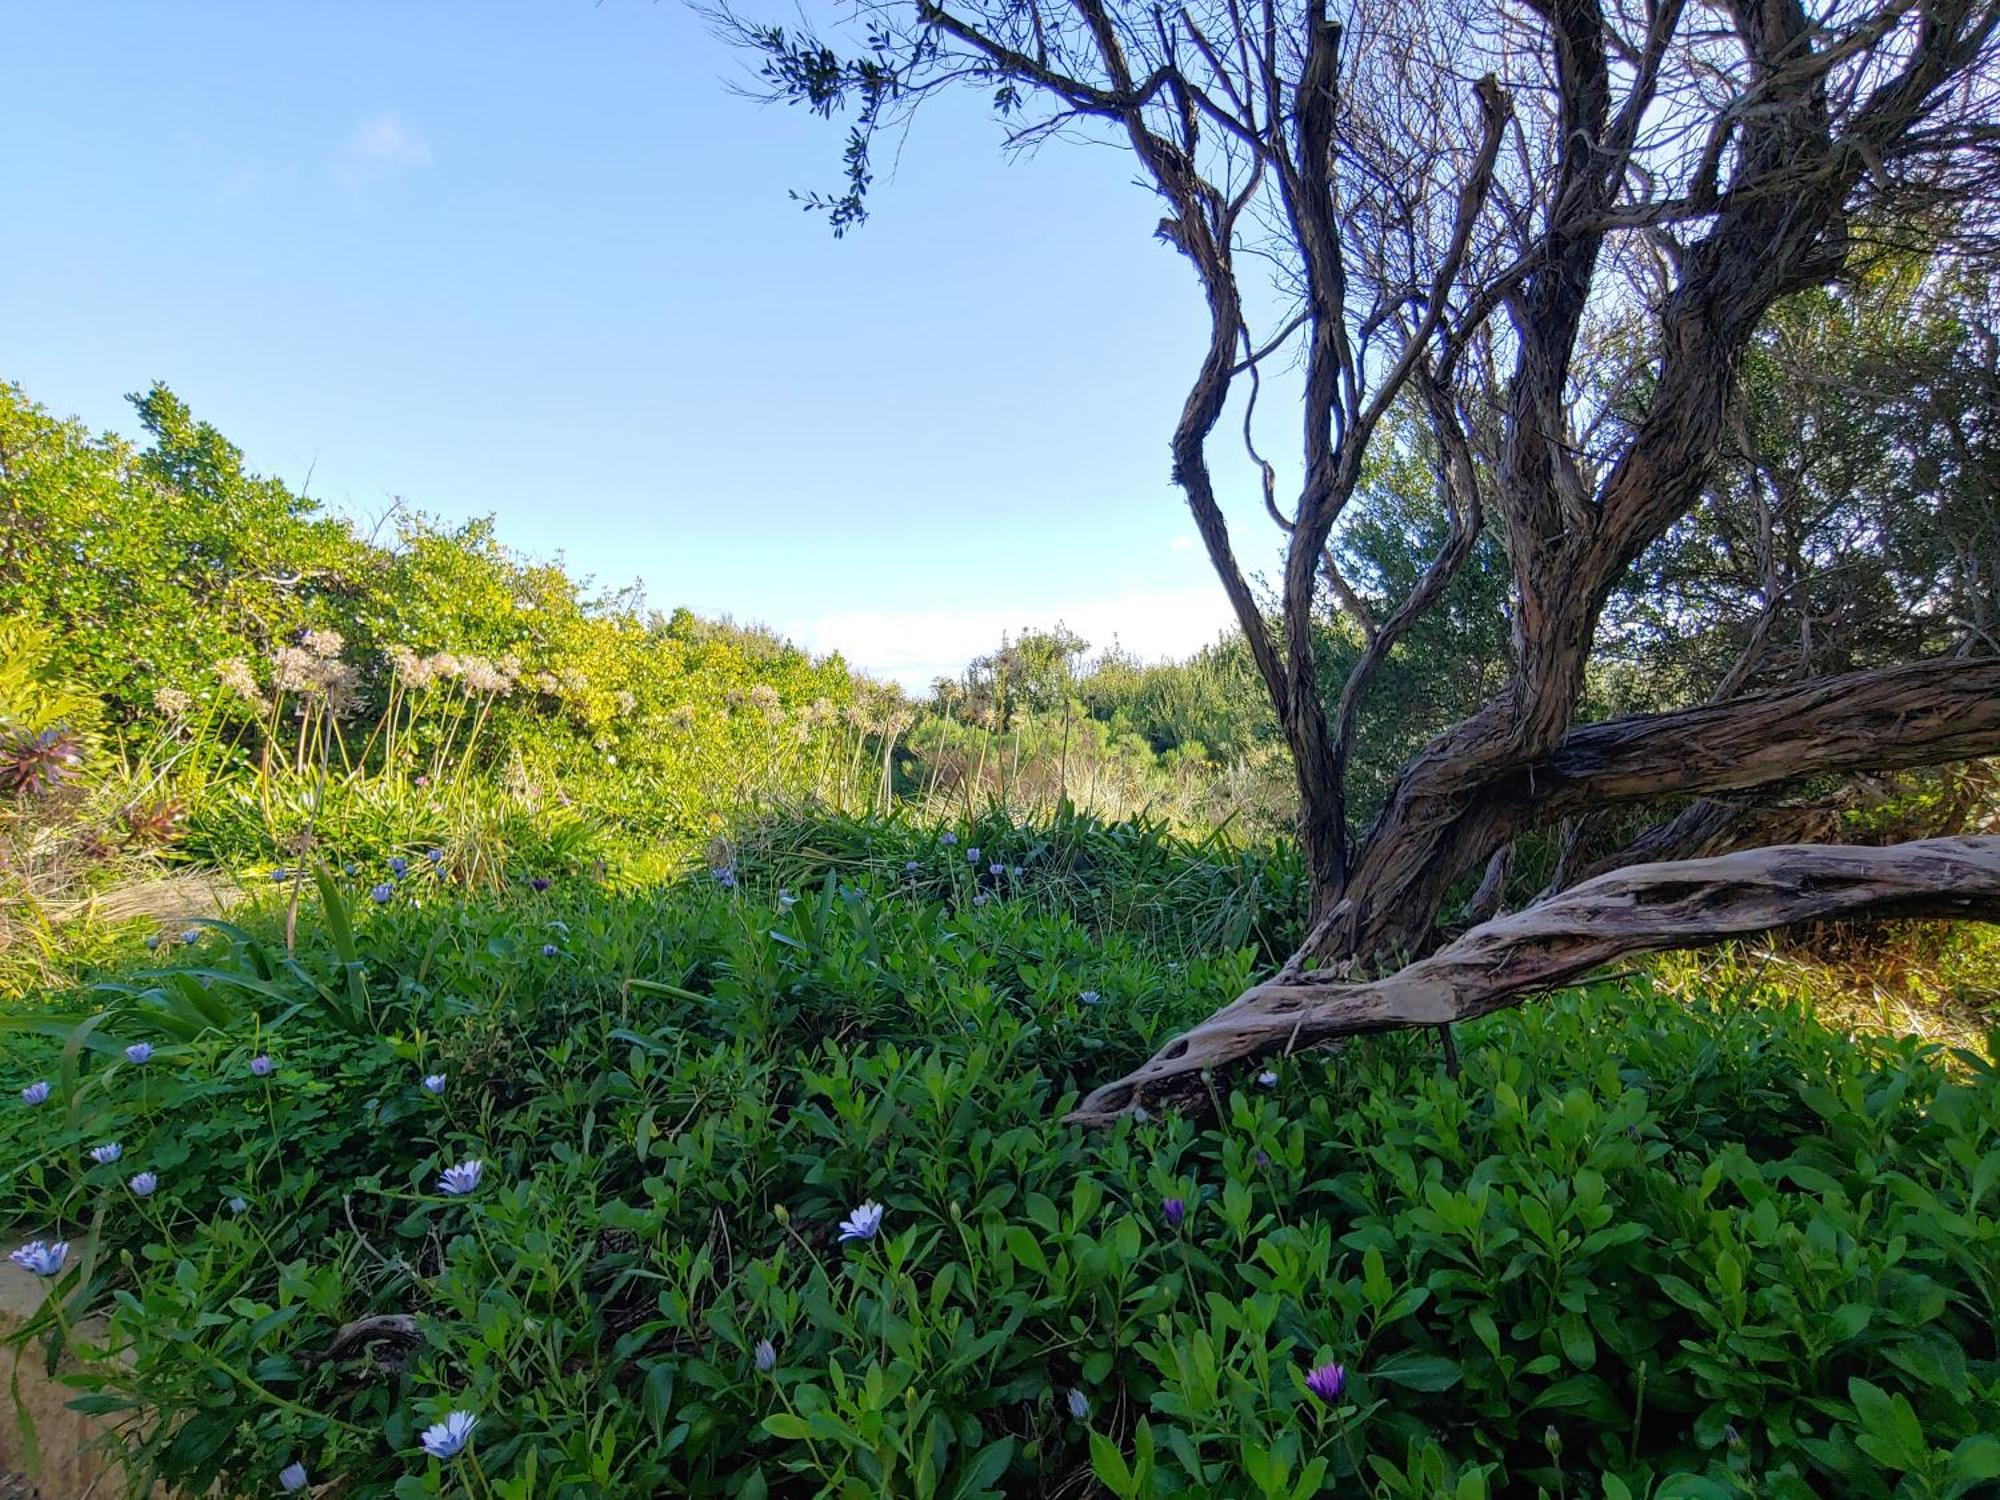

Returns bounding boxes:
[3,836,1997,1499]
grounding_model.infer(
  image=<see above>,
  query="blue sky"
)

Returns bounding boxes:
[2,1,1280,687]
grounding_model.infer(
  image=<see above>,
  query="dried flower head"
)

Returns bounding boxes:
[389,646,433,689]
[458,656,515,696]
[217,657,270,711]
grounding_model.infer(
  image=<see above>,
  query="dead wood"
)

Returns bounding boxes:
[1068,836,2000,1125]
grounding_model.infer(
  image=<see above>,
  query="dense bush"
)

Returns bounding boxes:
[0,381,866,855]
[3,831,1997,1499]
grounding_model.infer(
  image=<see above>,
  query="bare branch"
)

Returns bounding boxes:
[1069,836,2000,1124]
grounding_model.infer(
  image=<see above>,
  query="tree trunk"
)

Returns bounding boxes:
[1296,657,2000,966]
[1069,836,2000,1124]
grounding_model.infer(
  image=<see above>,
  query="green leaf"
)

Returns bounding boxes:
[948,1437,1015,1498]
[1090,1429,1136,1498]
[1848,1378,1928,1472]
[1370,1352,1461,1391]
[762,1413,813,1441]
[1948,1434,2000,1485]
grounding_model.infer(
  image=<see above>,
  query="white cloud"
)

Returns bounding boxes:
[788,585,1239,691]
[1169,534,1196,552]
[333,114,433,191]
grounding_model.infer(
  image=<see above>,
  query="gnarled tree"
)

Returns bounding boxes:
[722,0,2000,1118]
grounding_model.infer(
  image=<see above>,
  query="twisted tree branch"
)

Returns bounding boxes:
[1068,836,2000,1124]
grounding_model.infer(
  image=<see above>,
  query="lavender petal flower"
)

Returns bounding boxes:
[837,1200,884,1243]
[437,1159,484,1196]
[418,1410,479,1460]
[1304,1362,1347,1405]
[8,1241,67,1276]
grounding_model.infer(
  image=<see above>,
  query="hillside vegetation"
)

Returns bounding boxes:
[0,368,1995,1500]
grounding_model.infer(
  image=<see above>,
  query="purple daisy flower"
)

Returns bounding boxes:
[1304,1362,1347,1405]
[418,1410,478,1459]
[437,1160,484,1196]
[9,1241,67,1276]
[837,1200,884,1243]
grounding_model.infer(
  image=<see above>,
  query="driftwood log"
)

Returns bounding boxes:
[1067,837,2000,1126]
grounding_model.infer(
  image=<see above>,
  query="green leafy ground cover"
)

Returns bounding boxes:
[3,821,1997,1499]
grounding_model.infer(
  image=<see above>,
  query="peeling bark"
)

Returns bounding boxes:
[1302,656,2000,963]
[1069,837,2000,1125]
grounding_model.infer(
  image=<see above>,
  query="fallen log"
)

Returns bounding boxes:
[1067,837,2000,1126]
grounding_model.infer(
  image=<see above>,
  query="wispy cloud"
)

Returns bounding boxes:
[333,113,433,192]
[788,586,1238,691]
[1169,535,1196,552]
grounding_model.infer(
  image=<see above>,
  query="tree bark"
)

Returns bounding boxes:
[1298,656,2000,964]
[1068,836,2000,1125]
